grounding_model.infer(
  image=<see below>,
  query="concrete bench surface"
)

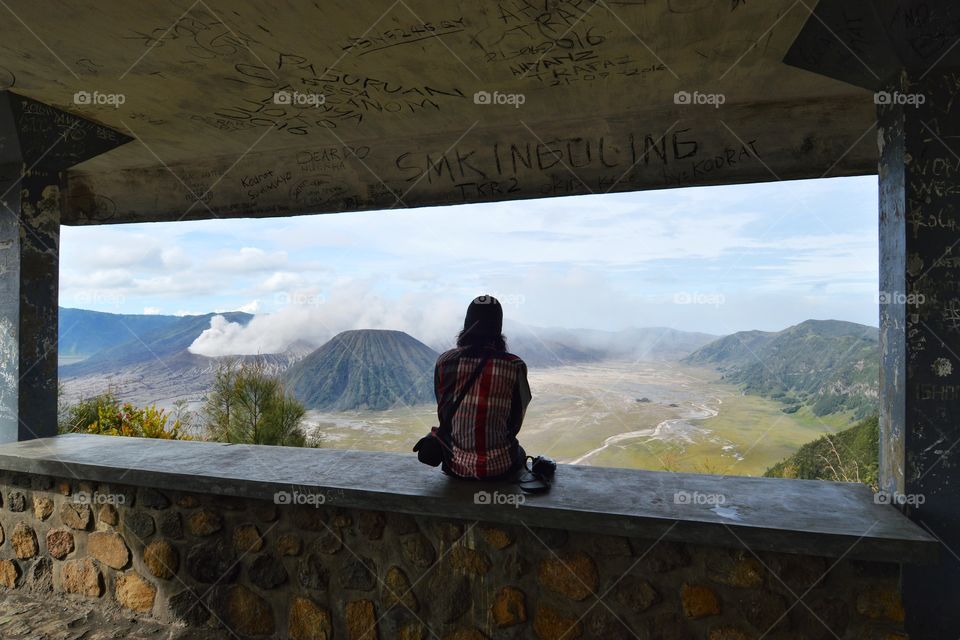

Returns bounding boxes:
[0,434,937,564]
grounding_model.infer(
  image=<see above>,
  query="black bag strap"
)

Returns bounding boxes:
[439,354,490,436]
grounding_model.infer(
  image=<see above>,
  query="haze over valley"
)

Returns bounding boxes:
[59,307,878,476]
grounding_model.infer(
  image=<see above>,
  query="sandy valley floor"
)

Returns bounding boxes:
[303,361,852,477]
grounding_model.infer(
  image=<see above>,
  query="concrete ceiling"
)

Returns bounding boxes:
[0,0,876,224]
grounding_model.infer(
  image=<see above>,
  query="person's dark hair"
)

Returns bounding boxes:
[458,295,507,351]
[456,329,507,352]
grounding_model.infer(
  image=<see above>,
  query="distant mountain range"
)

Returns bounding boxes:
[62,311,253,377]
[58,309,306,408]
[59,308,182,360]
[684,319,879,419]
[283,330,438,411]
[505,324,718,366]
[57,308,878,420]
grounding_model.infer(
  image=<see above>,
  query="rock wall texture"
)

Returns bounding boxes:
[0,471,906,639]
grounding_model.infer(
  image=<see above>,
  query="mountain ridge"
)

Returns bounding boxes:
[685,319,879,418]
[500,323,720,367]
[61,311,254,377]
[58,307,182,361]
[58,308,877,421]
[282,329,439,411]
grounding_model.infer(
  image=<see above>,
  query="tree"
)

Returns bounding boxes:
[203,358,318,447]
[171,399,196,433]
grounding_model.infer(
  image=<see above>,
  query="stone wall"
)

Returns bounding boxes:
[0,470,906,639]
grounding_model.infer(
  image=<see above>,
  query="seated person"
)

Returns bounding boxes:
[434,295,531,480]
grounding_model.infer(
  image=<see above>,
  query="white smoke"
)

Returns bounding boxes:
[188,285,467,357]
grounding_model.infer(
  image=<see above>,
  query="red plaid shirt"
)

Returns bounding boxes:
[434,346,532,478]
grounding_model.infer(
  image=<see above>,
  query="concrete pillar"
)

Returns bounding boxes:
[0,167,61,442]
[0,91,129,443]
[785,2,960,635]
[878,68,960,638]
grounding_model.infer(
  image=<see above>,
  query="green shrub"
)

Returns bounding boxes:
[764,415,879,487]
[59,390,188,440]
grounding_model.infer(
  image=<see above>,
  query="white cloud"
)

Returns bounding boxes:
[258,271,305,292]
[61,269,135,289]
[143,307,162,315]
[188,283,466,356]
[161,247,191,270]
[129,275,220,297]
[207,247,288,272]
[81,242,163,270]
[61,176,879,335]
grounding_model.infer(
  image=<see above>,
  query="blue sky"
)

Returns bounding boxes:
[60,175,879,351]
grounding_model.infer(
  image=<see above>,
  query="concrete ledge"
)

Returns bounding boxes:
[0,434,937,564]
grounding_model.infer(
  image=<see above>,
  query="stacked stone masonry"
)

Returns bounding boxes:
[0,471,906,639]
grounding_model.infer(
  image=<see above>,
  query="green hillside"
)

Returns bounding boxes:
[58,307,181,359]
[764,415,879,487]
[283,329,439,411]
[61,311,253,377]
[685,319,879,419]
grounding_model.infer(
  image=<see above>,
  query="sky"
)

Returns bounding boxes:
[60,175,879,353]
